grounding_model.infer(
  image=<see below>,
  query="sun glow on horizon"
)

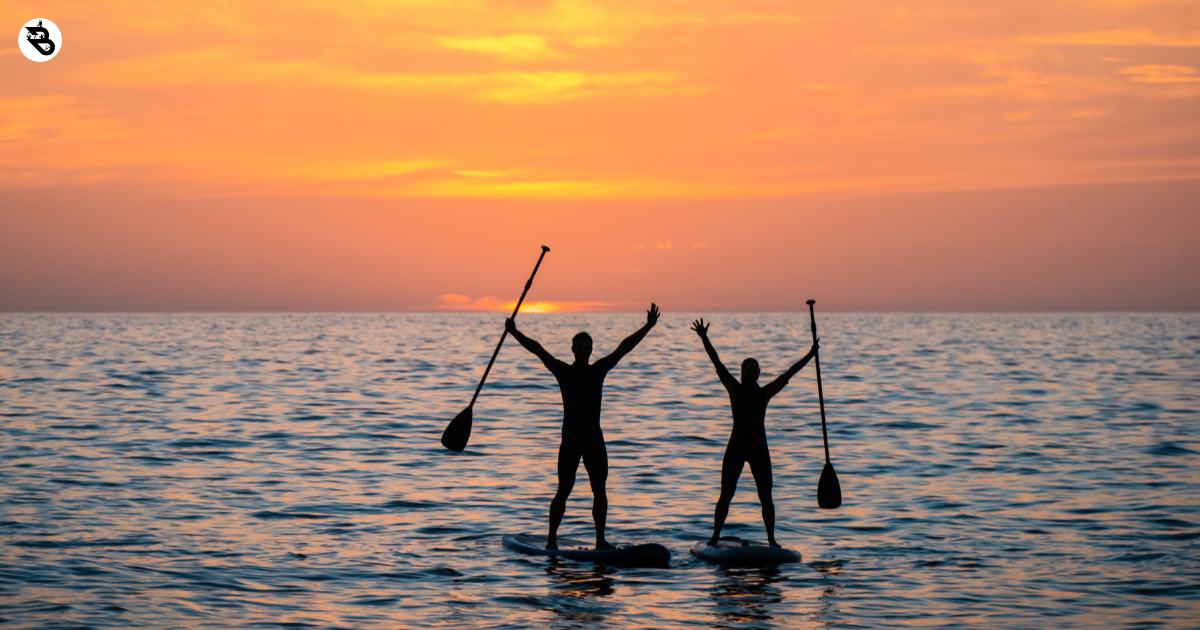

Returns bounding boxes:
[436,294,624,313]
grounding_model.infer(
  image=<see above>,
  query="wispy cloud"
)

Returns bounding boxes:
[439,34,563,61]
[83,49,691,103]
[1121,65,1200,84]
[1023,29,1200,47]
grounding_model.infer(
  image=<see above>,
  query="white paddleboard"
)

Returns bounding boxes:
[690,537,801,565]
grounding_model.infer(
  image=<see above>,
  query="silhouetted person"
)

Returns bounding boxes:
[505,304,660,550]
[692,318,818,547]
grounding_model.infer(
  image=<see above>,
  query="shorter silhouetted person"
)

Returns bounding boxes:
[506,304,660,550]
[692,318,818,547]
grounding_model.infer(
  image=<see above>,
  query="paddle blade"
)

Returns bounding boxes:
[817,460,842,509]
[441,406,472,452]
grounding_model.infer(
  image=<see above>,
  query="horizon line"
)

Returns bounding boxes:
[2,310,1196,315]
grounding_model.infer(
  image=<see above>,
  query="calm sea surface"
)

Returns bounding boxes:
[1,312,1197,629]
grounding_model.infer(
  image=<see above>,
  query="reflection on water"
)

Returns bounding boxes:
[809,559,845,626]
[544,558,619,625]
[0,312,1197,628]
[708,565,786,629]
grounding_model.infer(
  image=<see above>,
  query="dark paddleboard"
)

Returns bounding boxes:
[690,537,801,565]
[503,534,670,568]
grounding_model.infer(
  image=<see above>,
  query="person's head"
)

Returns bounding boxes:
[741,358,760,384]
[572,332,593,363]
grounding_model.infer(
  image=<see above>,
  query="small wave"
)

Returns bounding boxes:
[12,535,157,548]
[128,455,178,463]
[170,438,254,448]
[348,596,402,606]
[1123,582,1200,597]
[1145,517,1196,528]
[416,526,469,535]
[381,500,440,510]
[256,431,296,439]
[251,511,333,520]
[1112,552,1166,563]
[494,595,541,607]
[1146,442,1196,456]
[50,478,121,487]
[879,421,940,429]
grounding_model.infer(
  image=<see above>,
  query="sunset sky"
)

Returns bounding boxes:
[2,0,1197,311]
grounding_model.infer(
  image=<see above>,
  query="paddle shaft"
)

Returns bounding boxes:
[467,246,550,408]
[806,300,831,462]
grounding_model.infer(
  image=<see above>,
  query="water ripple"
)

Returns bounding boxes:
[1,312,1197,628]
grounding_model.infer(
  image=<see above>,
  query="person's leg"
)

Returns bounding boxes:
[548,440,581,549]
[747,445,777,546]
[710,443,745,545]
[581,439,612,550]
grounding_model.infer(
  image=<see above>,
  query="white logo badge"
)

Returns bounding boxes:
[19,18,61,62]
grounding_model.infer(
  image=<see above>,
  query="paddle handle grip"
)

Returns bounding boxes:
[807,300,831,463]
[468,246,550,407]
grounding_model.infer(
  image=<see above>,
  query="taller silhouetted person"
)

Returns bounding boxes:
[505,304,660,550]
[692,318,818,547]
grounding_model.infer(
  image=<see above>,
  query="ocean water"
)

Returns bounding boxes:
[1,312,1197,629]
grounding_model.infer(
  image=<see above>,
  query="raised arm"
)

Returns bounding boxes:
[594,303,659,371]
[763,340,819,400]
[505,318,559,368]
[692,318,737,394]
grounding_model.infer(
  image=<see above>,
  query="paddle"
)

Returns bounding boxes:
[807,299,842,509]
[441,246,550,452]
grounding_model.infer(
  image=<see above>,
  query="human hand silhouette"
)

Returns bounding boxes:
[647,303,660,327]
[807,338,820,358]
[691,318,709,337]
[505,317,516,334]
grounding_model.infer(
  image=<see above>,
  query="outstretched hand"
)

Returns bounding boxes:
[504,317,517,334]
[807,338,820,358]
[691,318,709,337]
[646,303,660,327]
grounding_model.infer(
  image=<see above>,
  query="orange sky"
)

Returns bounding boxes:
[1,0,1198,311]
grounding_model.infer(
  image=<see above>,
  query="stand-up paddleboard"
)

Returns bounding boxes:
[503,534,670,568]
[690,537,801,565]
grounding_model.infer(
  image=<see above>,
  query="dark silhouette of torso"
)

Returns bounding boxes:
[729,381,769,443]
[547,358,617,440]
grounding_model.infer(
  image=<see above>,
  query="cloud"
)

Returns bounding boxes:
[1022,29,1200,47]
[406,176,726,199]
[439,34,563,61]
[453,169,523,178]
[1121,65,1200,84]
[267,159,446,183]
[947,70,1128,101]
[83,49,691,103]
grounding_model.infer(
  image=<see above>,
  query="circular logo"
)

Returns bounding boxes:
[19,18,61,62]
